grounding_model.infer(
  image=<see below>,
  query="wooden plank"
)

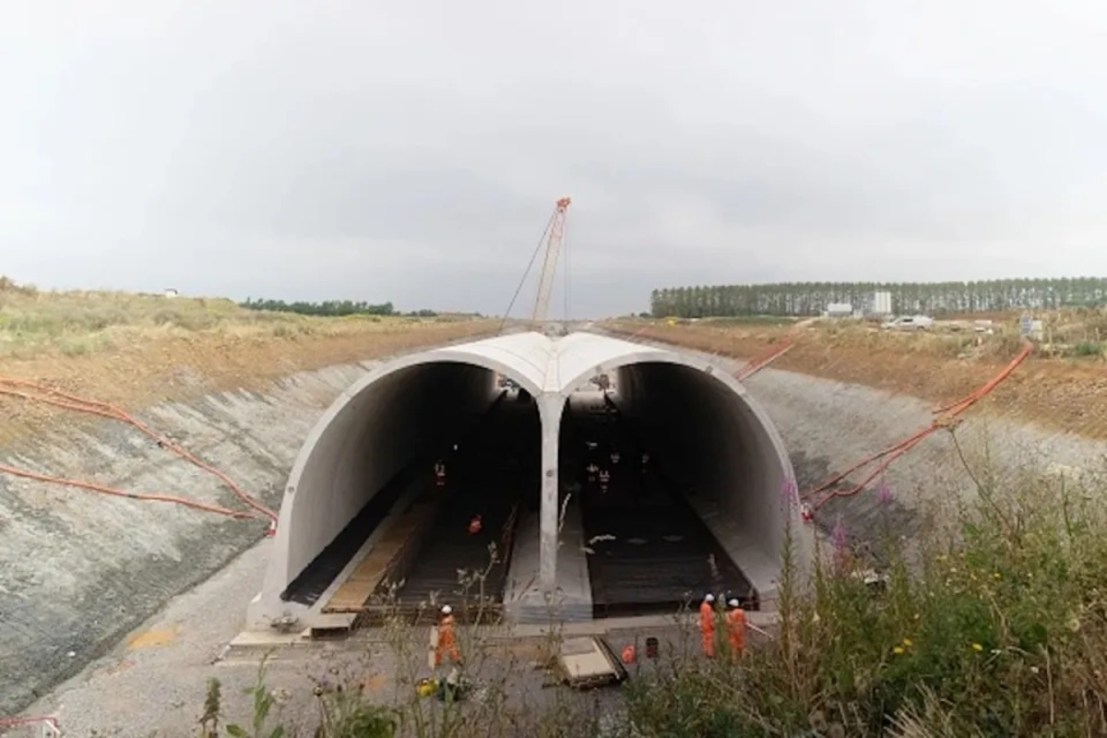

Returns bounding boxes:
[323,499,440,613]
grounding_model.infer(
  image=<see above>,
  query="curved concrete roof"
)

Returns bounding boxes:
[250,331,802,628]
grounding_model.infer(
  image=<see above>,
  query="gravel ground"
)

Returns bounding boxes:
[20,538,698,737]
[19,541,277,736]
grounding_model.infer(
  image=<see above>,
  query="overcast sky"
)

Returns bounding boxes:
[3,2,1107,317]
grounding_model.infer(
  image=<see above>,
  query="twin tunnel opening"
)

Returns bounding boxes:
[253,335,798,629]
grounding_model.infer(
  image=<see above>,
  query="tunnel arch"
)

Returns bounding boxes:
[252,335,551,624]
[561,349,797,592]
[248,331,807,629]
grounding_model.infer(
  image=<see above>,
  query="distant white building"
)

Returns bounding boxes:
[824,302,854,318]
[163,288,179,298]
[865,291,893,317]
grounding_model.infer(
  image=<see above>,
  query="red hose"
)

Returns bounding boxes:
[804,340,1033,512]
[0,377,278,524]
[0,462,258,519]
[736,341,794,381]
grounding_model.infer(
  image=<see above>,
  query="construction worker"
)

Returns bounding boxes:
[610,450,621,465]
[586,462,599,483]
[725,599,747,660]
[434,459,447,488]
[435,605,461,667]
[638,451,651,499]
[468,514,483,535]
[699,593,717,657]
[621,643,636,665]
[598,468,610,494]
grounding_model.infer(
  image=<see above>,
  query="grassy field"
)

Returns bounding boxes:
[0,278,498,438]
[0,277,481,361]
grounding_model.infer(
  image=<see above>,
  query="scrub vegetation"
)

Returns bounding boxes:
[0,277,496,438]
[623,469,1107,737]
[0,276,481,361]
[188,463,1107,737]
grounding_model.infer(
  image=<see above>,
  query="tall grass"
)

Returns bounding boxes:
[0,279,478,360]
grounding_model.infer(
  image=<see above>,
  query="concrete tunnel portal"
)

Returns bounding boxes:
[247,331,806,631]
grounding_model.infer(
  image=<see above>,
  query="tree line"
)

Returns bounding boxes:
[650,278,1107,318]
[241,298,407,317]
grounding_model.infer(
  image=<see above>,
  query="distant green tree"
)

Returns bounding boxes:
[646,278,1107,318]
[240,298,396,317]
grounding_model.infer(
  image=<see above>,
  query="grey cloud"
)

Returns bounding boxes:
[3,1,1107,316]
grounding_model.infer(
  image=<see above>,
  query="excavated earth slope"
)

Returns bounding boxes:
[0,321,494,714]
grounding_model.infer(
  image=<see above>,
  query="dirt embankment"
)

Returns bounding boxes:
[606,320,1107,439]
[0,319,498,443]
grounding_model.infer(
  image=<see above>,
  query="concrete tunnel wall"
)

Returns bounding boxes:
[275,362,501,588]
[248,332,806,628]
[613,362,795,588]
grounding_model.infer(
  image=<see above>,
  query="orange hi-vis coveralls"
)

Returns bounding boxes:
[435,614,461,666]
[726,607,747,658]
[699,600,717,657]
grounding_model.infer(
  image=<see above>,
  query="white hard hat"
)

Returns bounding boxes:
[441,605,452,615]
[704,593,715,603]
[728,599,740,608]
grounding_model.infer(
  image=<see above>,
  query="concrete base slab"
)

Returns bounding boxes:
[495,610,779,639]
[226,610,781,659]
[228,629,310,649]
[504,505,593,623]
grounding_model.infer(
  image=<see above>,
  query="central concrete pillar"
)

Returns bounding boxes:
[537,393,565,592]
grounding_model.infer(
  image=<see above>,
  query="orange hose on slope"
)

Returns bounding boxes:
[0,377,278,525]
[736,341,794,381]
[0,461,258,520]
[803,340,1034,512]
[930,342,1033,416]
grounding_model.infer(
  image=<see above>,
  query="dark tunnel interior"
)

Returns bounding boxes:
[556,361,784,616]
[278,362,540,608]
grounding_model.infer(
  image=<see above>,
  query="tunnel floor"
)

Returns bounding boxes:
[351,391,540,624]
[562,393,755,618]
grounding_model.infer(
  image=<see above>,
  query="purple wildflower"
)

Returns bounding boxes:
[832,516,848,553]
[877,482,894,506]
[779,479,799,510]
